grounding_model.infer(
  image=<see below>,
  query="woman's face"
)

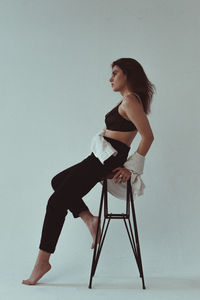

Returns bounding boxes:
[109,65,128,92]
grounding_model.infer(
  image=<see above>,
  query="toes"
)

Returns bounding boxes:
[22,280,32,285]
[91,240,95,248]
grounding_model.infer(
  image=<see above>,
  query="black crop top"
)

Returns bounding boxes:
[105,101,137,132]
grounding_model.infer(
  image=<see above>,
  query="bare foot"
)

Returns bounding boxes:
[88,216,101,249]
[22,262,51,285]
[79,211,102,249]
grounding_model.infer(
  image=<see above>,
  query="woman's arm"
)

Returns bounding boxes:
[112,95,154,183]
[123,94,154,156]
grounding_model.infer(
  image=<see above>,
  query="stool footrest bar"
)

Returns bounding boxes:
[105,213,129,219]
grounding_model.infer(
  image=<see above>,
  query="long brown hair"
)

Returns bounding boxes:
[111,58,156,114]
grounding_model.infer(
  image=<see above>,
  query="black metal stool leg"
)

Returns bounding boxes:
[88,179,107,288]
[128,180,146,289]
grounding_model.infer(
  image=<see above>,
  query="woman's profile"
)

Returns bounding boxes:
[22,57,156,285]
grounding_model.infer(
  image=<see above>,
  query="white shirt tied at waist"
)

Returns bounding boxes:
[90,130,145,200]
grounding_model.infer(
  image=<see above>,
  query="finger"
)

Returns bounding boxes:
[120,177,124,183]
[114,177,121,183]
[113,171,121,179]
[117,174,124,183]
[112,167,121,172]
[122,177,129,183]
[115,178,122,184]
[122,174,130,182]
[121,177,126,183]
[120,176,126,183]
[113,173,122,183]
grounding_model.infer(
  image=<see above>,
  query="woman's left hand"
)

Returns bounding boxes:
[111,167,132,184]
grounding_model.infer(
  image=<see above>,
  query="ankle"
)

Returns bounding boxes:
[79,210,94,224]
[36,250,51,264]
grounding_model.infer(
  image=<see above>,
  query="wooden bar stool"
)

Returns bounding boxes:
[88,171,146,289]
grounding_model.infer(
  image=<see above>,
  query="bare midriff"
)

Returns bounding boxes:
[103,128,137,147]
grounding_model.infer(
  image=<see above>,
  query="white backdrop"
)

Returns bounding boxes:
[0,0,200,299]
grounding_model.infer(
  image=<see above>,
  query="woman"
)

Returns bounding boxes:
[22,57,155,285]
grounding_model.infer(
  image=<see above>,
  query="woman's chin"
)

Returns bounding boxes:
[112,87,118,92]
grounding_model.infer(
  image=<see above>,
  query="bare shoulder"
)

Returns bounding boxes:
[122,93,144,112]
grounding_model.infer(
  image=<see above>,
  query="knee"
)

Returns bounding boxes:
[51,177,56,190]
[46,195,67,217]
[51,176,58,191]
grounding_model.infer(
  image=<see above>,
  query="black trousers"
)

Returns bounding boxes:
[39,136,130,253]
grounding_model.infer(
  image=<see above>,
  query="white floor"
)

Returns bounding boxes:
[1,210,200,300]
[2,262,200,300]
[3,275,200,300]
